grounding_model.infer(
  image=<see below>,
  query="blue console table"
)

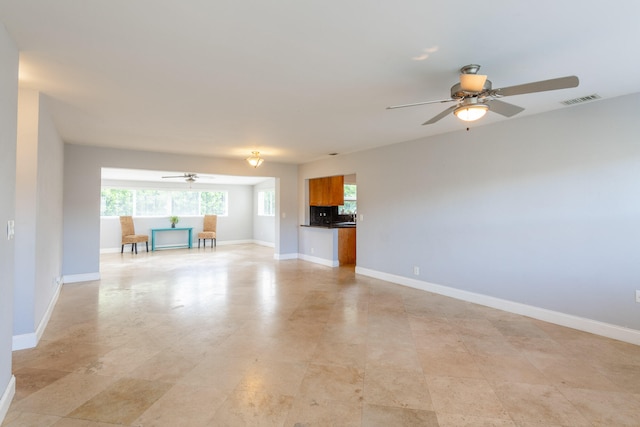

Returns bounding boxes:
[151,227,193,251]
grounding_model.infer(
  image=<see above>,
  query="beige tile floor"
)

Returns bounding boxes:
[3,244,640,426]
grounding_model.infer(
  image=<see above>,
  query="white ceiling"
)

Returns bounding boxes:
[1,1,639,165]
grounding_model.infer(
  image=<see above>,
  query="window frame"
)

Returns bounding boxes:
[257,189,276,217]
[100,186,229,217]
[339,184,357,215]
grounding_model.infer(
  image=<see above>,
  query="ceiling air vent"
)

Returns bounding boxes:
[560,94,601,106]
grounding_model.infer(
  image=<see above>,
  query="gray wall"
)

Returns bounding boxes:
[33,95,64,334]
[0,23,17,416]
[299,93,640,331]
[63,145,298,277]
[13,90,36,335]
[14,90,64,336]
[299,227,338,266]
[253,178,276,245]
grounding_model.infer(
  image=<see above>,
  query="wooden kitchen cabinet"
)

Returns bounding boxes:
[309,175,344,206]
[308,177,326,206]
[338,227,356,265]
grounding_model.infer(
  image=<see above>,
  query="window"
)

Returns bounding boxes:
[100,188,133,216]
[100,187,228,216]
[136,189,170,216]
[172,190,200,215]
[200,191,227,216]
[339,184,357,215]
[258,189,275,216]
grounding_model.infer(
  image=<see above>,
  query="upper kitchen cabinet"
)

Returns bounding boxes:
[309,175,344,206]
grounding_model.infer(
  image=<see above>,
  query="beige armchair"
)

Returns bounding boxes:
[120,216,149,254]
[198,215,217,248]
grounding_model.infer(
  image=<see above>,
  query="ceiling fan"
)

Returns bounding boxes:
[162,173,199,183]
[387,64,579,125]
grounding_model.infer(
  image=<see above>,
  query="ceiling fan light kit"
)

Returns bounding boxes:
[454,104,488,121]
[246,151,264,168]
[388,64,579,126]
[459,73,488,93]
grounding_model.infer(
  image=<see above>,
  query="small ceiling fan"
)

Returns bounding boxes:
[387,64,579,125]
[162,173,199,183]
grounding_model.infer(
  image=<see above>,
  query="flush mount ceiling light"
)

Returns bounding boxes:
[454,103,489,122]
[245,151,264,168]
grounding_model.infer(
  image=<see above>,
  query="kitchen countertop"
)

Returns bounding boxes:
[301,222,356,229]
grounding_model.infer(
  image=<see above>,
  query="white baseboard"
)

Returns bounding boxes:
[253,240,275,248]
[355,266,640,346]
[274,253,298,260]
[13,280,63,351]
[192,239,267,248]
[299,253,339,268]
[12,332,37,351]
[100,247,122,254]
[0,375,15,425]
[62,272,101,284]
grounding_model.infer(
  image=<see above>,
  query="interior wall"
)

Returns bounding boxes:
[253,178,276,245]
[63,145,299,278]
[14,89,37,335]
[33,95,64,334]
[299,93,640,332]
[14,90,64,340]
[0,22,17,420]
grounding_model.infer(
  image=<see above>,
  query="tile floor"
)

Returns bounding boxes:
[3,244,640,426]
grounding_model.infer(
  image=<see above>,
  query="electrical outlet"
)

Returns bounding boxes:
[413,266,420,276]
[310,247,314,254]
[636,290,640,303]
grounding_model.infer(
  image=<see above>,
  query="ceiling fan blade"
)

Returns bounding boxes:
[486,99,525,117]
[163,173,197,179]
[494,75,579,97]
[422,104,458,125]
[387,98,455,110]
